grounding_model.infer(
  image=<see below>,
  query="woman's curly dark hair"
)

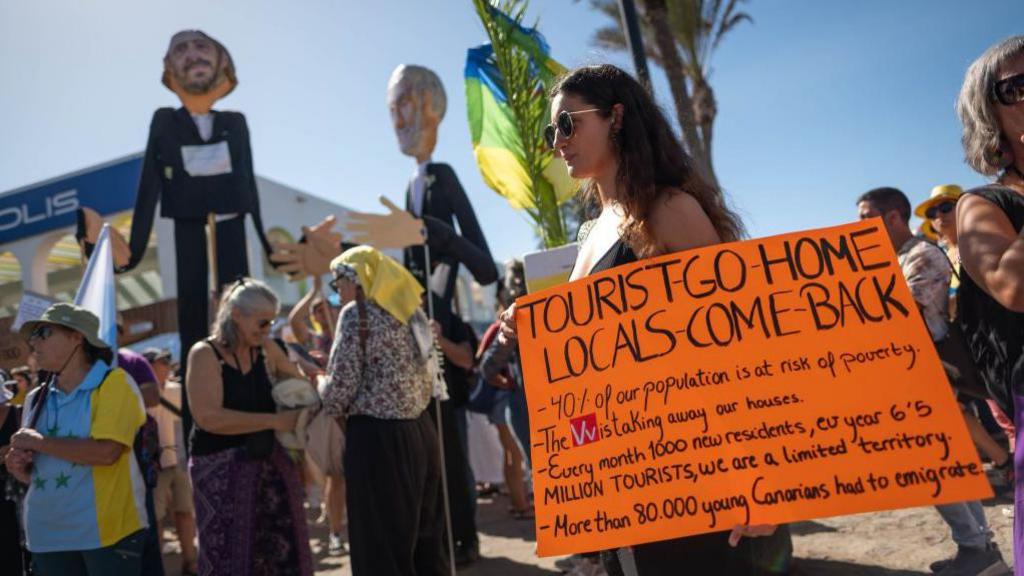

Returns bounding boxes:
[550,65,743,256]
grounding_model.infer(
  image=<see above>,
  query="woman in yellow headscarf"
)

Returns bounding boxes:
[320,245,449,575]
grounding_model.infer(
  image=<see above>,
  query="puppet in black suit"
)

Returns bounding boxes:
[80,31,273,439]
[271,64,498,567]
[388,64,497,566]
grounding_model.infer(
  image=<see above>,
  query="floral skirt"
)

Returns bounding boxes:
[190,443,312,576]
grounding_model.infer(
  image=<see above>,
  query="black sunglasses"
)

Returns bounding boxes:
[28,325,55,342]
[544,108,602,149]
[925,200,957,219]
[993,73,1024,106]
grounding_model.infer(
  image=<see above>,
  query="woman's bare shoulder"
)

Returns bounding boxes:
[188,340,215,361]
[649,188,718,251]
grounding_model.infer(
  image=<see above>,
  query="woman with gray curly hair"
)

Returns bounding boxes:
[185,278,312,576]
[955,34,1024,574]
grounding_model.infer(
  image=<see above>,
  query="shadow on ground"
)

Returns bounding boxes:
[793,558,927,576]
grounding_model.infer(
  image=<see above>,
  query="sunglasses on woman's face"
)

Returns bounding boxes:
[28,325,55,343]
[994,73,1024,106]
[925,201,957,219]
[544,108,602,150]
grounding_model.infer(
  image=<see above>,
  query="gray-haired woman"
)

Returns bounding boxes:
[185,278,312,576]
[955,35,1024,575]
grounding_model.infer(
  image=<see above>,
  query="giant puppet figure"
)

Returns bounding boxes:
[273,65,497,564]
[365,64,499,565]
[82,31,274,435]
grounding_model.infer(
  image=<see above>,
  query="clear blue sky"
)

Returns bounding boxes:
[1,1,1021,263]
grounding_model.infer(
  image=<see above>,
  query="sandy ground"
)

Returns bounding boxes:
[162,478,1014,575]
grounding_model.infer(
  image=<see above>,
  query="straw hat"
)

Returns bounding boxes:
[914,184,964,240]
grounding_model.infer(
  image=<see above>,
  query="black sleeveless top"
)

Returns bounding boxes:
[189,340,276,458]
[591,240,638,273]
[958,185,1024,414]
[576,217,638,276]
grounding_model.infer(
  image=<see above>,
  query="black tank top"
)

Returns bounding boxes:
[958,185,1024,413]
[590,240,638,273]
[577,218,638,275]
[189,340,276,458]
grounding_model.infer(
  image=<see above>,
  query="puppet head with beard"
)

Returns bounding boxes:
[162,30,237,114]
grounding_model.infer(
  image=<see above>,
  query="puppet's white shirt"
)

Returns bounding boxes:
[410,159,431,217]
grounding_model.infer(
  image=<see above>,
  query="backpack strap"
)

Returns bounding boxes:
[26,380,51,430]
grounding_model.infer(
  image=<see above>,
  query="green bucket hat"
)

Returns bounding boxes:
[19,303,112,351]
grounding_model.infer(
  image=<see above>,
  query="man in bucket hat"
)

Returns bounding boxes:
[4,303,149,576]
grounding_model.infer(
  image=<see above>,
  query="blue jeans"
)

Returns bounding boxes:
[508,383,531,471]
[33,530,145,576]
[935,500,990,549]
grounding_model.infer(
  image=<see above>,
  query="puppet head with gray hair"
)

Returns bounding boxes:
[163,30,237,113]
[387,64,447,161]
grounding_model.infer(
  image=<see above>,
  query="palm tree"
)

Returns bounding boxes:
[590,0,752,189]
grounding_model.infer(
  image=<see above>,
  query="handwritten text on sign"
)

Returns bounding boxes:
[515,220,991,556]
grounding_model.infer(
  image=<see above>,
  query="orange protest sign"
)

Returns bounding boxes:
[514,220,992,557]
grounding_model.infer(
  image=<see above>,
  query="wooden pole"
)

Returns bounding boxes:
[207,213,219,293]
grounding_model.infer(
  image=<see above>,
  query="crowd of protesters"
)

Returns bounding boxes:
[2,34,1024,576]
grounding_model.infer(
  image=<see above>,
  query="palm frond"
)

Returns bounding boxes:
[472,0,569,248]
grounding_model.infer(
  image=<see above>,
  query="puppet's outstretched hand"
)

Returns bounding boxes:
[76,208,132,270]
[270,215,343,279]
[343,196,425,249]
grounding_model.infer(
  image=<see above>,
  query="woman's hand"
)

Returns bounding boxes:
[728,524,778,547]
[273,409,304,432]
[4,446,34,484]
[10,428,44,452]
[487,373,514,391]
[498,302,518,345]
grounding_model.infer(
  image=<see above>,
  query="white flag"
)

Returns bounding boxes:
[74,224,118,360]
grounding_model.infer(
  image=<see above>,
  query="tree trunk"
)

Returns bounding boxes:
[639,0,719,189]
[692,76,717,181]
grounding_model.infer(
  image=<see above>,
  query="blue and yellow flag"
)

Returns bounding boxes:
[465,9,576,211]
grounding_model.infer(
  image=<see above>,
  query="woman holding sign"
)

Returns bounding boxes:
[500,64,787,574]
[956,35,1024,575]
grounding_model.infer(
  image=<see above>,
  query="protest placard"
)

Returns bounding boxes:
[12,291,58,331]
[514,220,992,556]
